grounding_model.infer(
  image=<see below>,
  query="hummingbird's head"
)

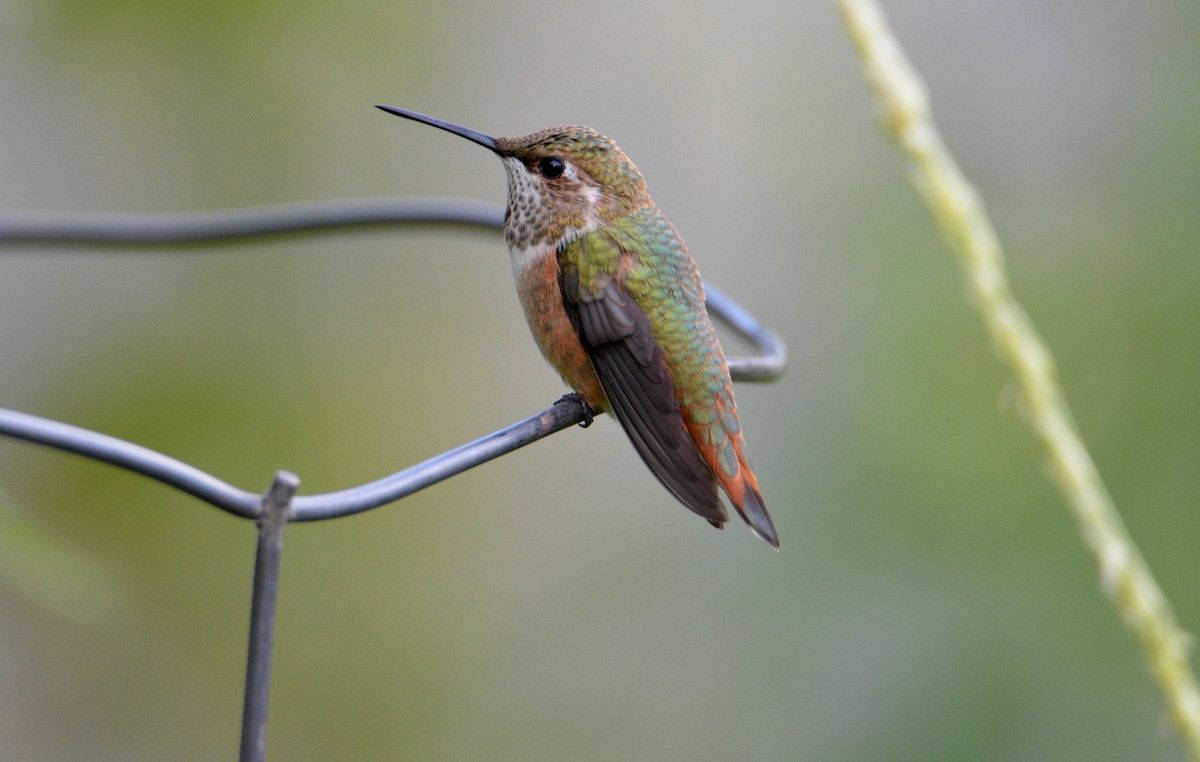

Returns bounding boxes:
[492,126,648,249]
[377,106,651,250]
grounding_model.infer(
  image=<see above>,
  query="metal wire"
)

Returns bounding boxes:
[0,197,504,247]
[239,472,298,762]
[0,197,787,761]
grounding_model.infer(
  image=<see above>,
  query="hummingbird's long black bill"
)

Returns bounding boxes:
[376,105,499,152]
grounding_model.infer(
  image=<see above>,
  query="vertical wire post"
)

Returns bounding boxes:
[239,470,299,762]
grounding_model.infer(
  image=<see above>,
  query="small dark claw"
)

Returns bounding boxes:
[556,392,598,428]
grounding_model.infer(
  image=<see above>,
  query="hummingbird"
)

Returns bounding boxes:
[377,106,779,548]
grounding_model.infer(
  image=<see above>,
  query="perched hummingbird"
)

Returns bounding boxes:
[377,106,779,548]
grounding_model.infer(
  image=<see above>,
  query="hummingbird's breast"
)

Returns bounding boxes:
[508,244,608,410]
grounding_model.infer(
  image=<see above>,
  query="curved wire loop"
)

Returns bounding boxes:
[0,197,786,522]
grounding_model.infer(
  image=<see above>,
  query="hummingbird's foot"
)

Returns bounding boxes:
[556,393,598,428]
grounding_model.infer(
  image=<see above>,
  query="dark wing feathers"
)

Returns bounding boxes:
[560,267,727,527]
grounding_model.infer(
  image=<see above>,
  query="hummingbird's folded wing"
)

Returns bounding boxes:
[560,269,728,528]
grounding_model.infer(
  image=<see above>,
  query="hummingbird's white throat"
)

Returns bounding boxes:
[501,157,602,273]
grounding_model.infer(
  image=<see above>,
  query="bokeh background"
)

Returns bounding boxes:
[2,1,1198,759]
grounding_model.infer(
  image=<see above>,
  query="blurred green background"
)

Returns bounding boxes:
[2,0,1198,759]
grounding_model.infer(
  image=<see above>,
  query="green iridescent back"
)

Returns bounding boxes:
[562,207,738,442]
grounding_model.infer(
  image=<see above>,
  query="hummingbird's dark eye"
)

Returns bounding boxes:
[537,156,566,179]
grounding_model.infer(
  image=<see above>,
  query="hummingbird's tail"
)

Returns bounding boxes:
[684,397,780,548]
[723,465,779,549]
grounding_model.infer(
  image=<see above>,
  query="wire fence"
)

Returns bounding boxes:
[0,198,786,762]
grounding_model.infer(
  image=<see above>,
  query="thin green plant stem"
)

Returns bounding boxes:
[836,0,1200,756]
